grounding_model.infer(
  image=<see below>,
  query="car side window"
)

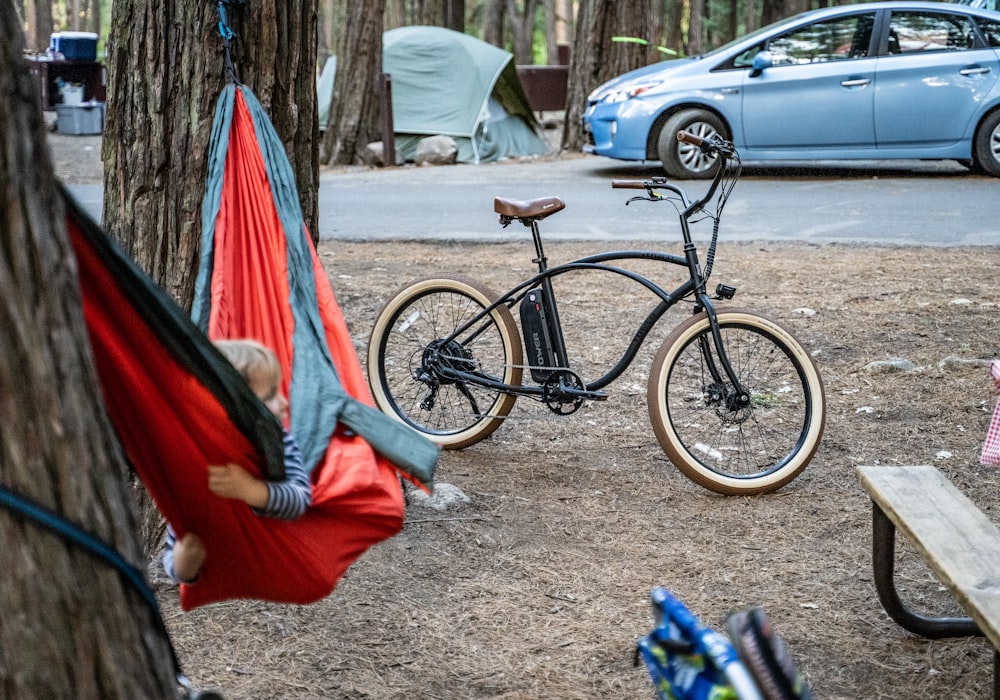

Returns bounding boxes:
[977,18,1000,47]
[764,13,876,66]
[731,44,764,69]
[887,11,977,54]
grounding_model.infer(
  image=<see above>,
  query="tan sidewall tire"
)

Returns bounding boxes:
[648,309,825,495]
[367,275,523,449]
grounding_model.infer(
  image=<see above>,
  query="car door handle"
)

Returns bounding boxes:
[840,78,871,88]
[719,87,739,95]
[960,65,991,76]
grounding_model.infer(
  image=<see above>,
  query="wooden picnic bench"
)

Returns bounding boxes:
[857,465,1000,698]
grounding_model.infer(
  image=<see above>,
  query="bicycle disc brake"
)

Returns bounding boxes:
[542,370,586,415]
[705,382,752,424]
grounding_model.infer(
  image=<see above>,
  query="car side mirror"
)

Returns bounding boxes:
[750,50,772,78]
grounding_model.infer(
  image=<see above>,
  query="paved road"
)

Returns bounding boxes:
[318,156,999,246]
[68,155,1000,246]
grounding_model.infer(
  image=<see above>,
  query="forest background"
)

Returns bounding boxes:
[17,0,850,77]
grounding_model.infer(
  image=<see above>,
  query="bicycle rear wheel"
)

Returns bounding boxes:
[647,309,825,495]
[367,275,523,449]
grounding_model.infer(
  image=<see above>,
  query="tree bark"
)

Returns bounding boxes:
[411,0,444,25]
[760,0,785,28]
[35,0,53,53]
[562,0,662,151]
[688,0,704,55]
[745,0,758,34]
[386,0,406,28]
[445,0,464,31]
[666,0,684,56]
[0,6,177,696]
[505,0,540,65]
[483,0,506,47]
[543,0,559,64]
[90,0,100,38]
[321,0,385,166]
[103,1,319,312]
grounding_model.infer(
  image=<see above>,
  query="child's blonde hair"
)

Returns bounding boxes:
[214,339,281,384]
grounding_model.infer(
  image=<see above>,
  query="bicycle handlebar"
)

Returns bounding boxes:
[676,130,705,147]
[609,132,736,201]
[611,180,650,189]
[678,130,735,158]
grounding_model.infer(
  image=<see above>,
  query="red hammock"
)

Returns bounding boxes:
[70,84,436,610]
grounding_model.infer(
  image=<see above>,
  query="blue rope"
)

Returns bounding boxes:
[216,0,245,84]
[0,484,183,677]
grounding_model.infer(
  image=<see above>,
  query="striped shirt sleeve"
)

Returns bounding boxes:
[256,430,312,520]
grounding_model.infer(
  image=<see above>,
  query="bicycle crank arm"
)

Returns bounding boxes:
[554,382,608,401]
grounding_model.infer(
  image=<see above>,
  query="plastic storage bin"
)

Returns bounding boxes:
[51,32,98,62]
[56,103,104,135]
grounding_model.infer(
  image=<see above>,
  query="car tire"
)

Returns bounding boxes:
[657,109,728,180]
[973,109,1000,177]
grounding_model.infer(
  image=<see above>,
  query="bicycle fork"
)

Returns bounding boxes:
[695,295,752,414]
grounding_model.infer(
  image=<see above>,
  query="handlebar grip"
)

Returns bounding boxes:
[676,131,705,146]
[611,180,649,189]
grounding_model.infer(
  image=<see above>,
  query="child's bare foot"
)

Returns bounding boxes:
[172,533,206,583]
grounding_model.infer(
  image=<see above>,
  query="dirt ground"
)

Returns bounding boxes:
[51,126,1000,699]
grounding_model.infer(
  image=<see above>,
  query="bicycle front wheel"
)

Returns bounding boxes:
[367,275,523,449]
[647,309,825,495]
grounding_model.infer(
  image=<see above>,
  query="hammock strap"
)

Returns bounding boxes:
[216,0,244,84]
[0,484,187,684]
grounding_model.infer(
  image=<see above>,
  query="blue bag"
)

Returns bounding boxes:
[635,588,763,700]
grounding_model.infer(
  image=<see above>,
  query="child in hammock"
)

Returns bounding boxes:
[163,339,312,584]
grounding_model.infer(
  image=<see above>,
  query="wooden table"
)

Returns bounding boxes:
[857,465,1000,698]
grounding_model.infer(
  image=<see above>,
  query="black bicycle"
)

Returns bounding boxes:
[367,132,826,495]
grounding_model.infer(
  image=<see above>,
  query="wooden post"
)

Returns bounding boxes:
[379,72,395,167]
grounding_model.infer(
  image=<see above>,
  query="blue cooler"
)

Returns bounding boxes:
[51,32,98,62]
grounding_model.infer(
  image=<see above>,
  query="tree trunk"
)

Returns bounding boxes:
[413,0,444,24]
[90,0,100,38]
[745,0,758,34]
[483,0,506,47]
[505,0,540,65]
[445,0,464,31]
[0,7,177,696]
[760,0,784,28]
[386,0,406,28]
[688,0,704,55]
[555,0,572,45]
[543,0,558,64]
[321,0,385,166]
[35,0,53,53]
[666,0,684,56]
[102,0,319,312]
[562,0,662,151]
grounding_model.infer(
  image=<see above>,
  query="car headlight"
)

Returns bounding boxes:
[594,81,663,104]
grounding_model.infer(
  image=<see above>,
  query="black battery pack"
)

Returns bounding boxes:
[520,288,557,382]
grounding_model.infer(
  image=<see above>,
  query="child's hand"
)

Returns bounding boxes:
[207,464,269,509]
[172,532,206,583]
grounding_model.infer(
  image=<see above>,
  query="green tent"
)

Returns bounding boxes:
[319,27,550,164]
[385,26,549,163]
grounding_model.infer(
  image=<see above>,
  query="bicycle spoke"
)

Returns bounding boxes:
[661,321,816,482]
[369,278,522,447]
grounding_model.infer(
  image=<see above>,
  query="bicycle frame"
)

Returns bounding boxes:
[430,148,750,404]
